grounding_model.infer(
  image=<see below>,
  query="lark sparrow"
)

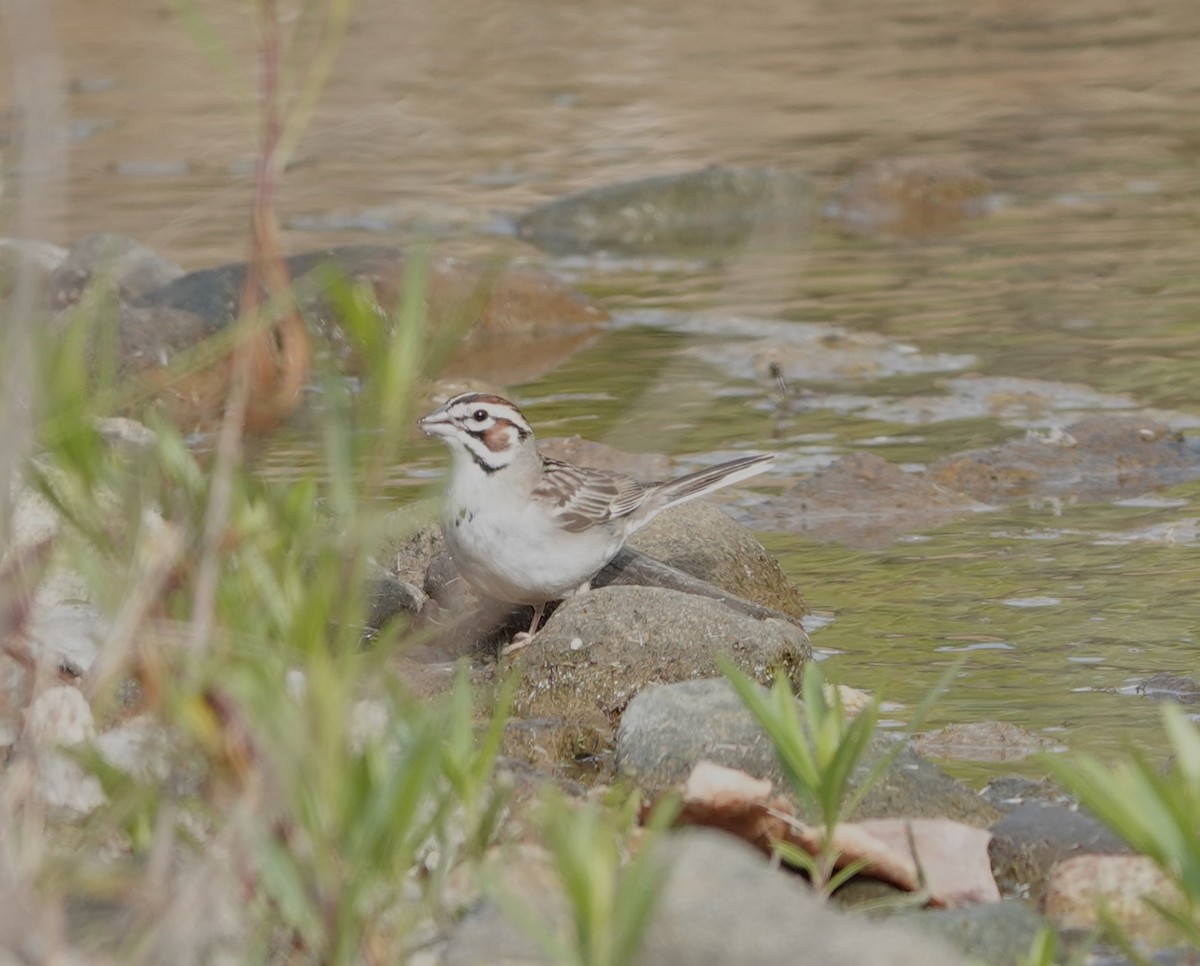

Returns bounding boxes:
[418,392,774,643]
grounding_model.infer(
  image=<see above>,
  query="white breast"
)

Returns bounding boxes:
[443,470,623,605]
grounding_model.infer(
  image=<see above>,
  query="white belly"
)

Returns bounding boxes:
[443,495,623,605]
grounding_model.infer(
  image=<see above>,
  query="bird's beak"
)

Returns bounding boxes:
[417,406,454,438]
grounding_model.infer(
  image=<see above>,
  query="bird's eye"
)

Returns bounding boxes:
[472,409,488,422]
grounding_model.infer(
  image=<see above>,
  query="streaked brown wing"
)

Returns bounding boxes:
[535,458,655,533]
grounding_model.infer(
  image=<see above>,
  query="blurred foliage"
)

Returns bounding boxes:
[1048,704,1200,958]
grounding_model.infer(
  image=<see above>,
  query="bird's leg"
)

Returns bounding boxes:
[501,602,545,656]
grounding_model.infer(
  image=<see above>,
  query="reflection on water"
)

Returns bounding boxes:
[4,0,1199,768]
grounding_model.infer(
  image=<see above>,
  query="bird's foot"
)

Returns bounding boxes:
[501,631,534,656]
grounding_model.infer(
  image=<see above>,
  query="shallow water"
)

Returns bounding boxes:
[3,0,1199,769]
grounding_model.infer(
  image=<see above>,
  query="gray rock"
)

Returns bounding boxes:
[515,586,809,729]
[900,900,1049,966]
[635,830,962,966]
[616,677,783,791]
[989,800,1132,903]
[444,830,962,966]
[616,677,999,827]
[628,500,807,620]
[47,233,183,309]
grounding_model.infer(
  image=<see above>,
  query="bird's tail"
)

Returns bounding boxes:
[654,453,774,511]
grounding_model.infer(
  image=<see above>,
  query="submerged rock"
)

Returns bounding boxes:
[660,312,975,385]
[912,721,1065,764]
[933,417,1200,504]
[1137,671,1200,704]
[750,416,1200,547]
[755,451,988,548]
[825,158,993,236]
[47,241,608,431]
[516,166,814,256]
[134,245,608,370]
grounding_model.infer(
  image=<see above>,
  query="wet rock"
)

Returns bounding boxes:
[980,775,1069,811]
[1096,515,1200,546]
[878,374,1200,430]
[933,417,1200,504]
[137,245,608,380]
[657,312,974,385]
[752,414,1200,547]
[616,678,999,827]
[506,589,808,767]
[825,158,993,236]
[900,900,1048,966]
[46,241,606,431]
[47,234,184,310]
[1043,854,1180,942]
[516,167,814,256]
[56,295,283,435]
[988,801,1131,903]
[627,501,807,620]
[759,451,988,548]
[1137,671,1200,704]
[912,721,1065,764]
